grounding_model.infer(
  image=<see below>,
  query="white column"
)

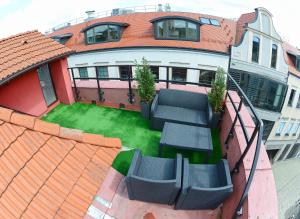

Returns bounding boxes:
[108,66,119,78]
[186,69,200,83]
[132,66,137,78]
[159,67,167,80]
[88,67,96,78]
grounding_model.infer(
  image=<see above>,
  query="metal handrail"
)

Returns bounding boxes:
[45,4,162,34]
[68,65,264,218]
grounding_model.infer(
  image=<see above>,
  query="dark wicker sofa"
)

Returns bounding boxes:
[150,89,213,131]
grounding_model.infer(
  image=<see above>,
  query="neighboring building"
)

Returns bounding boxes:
[0,31,75,116]
[273,158,300,218]
[49,11,236,104]
[229,7,289,141]
[266,42,300,162]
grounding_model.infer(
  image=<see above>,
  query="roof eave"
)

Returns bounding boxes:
[0,51,75,86]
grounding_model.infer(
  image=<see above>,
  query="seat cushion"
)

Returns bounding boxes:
[137,156,175,180]
[189,164,222,188]
[154,105,208,127]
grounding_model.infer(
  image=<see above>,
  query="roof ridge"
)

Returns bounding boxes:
[0,106,122,149]
[0,30,38,44]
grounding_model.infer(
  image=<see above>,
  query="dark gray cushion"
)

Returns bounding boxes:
[158,89,208,111]
[154,105,208,126]
[137,156,175,180]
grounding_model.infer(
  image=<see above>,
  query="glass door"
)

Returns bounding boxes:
[37,64,57,106]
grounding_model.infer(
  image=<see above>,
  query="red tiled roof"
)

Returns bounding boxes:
[0,107,121,218]
[49,12,237,54]
[235,12,256,45]
[0,31,73,83]
[283,42,300,78]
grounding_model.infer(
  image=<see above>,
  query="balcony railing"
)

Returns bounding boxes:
[68,65,264,218]
[45,4,168,34]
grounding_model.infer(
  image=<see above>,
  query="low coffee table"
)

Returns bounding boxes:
[159,122,213,162]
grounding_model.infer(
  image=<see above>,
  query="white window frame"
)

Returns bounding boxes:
[285,122,294,136]
[275,121,286,136]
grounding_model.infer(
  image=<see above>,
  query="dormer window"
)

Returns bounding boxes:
[81,22,129,45]
[151,16,200,42]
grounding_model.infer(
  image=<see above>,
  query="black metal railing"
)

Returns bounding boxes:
[68,65,264,218]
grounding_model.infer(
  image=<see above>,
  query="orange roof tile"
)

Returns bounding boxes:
[49,12,237,54]
[0,106,120,218]
[235,12,256,45]
[0,31,73,84]
[283,42,300,78]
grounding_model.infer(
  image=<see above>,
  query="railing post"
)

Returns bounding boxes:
[70,68,80,101]
[224,96,243,148]
[166,67,169,89]
[127,73,135,104]
[95,67,105,102]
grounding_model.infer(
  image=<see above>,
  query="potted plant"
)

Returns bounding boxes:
[208,67,226,128]
[135,58,156,119]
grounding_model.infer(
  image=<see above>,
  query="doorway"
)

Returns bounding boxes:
[37,64,57,106]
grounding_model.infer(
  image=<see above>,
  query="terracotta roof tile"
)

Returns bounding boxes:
[59,127,83,142]
[0,107,13,122]
[10,113,36,129]
[49,12,237,53]
[0,106,120,218]
[235,12,256,45]
[34,120,60,136]
[0,31,73,83]
[283,42,300,78]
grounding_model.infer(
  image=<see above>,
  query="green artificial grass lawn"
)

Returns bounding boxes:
[43,103,222,175]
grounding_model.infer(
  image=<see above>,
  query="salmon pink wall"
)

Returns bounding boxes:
[0,69,48,116]
[50,58,74,104]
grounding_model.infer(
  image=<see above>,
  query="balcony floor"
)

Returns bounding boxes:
[84,168,221,219]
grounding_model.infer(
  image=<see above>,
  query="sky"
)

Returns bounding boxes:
[0,0,299,47]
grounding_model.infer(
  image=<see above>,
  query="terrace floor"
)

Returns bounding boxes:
[84,167,221,219]
[42,102,222,175]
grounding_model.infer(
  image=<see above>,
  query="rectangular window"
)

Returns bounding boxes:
[262,120,275,140]
[296,57,300,71]
[94,25,108,43]
[252,37,260,63]
[275,121,286,136]
[79,67,88,79]
[237,72,287,112]
[156,19,198,41]
[292,123,300,136]
[288,89,296,106]
[199,70,215,85]
[285,123,294,136]
[271,44,277,68]
[150,66,159,81]
[278,144,291,161]
[296,94,300,108]
[172,67,187,82]
[119,66,132,79]
[97,66,109,78]
[286,144,300,159]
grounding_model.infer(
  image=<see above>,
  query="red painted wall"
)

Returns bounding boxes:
[0,58,74,117]
[0,69,48,116]
[50,58,74,104]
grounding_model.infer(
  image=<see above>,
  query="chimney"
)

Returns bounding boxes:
[157,4,163,12]
[85,10,95,21]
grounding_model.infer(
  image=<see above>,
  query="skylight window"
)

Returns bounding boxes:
[209,19,220,26]
[200,17,220,26]
[200,17,210,24]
